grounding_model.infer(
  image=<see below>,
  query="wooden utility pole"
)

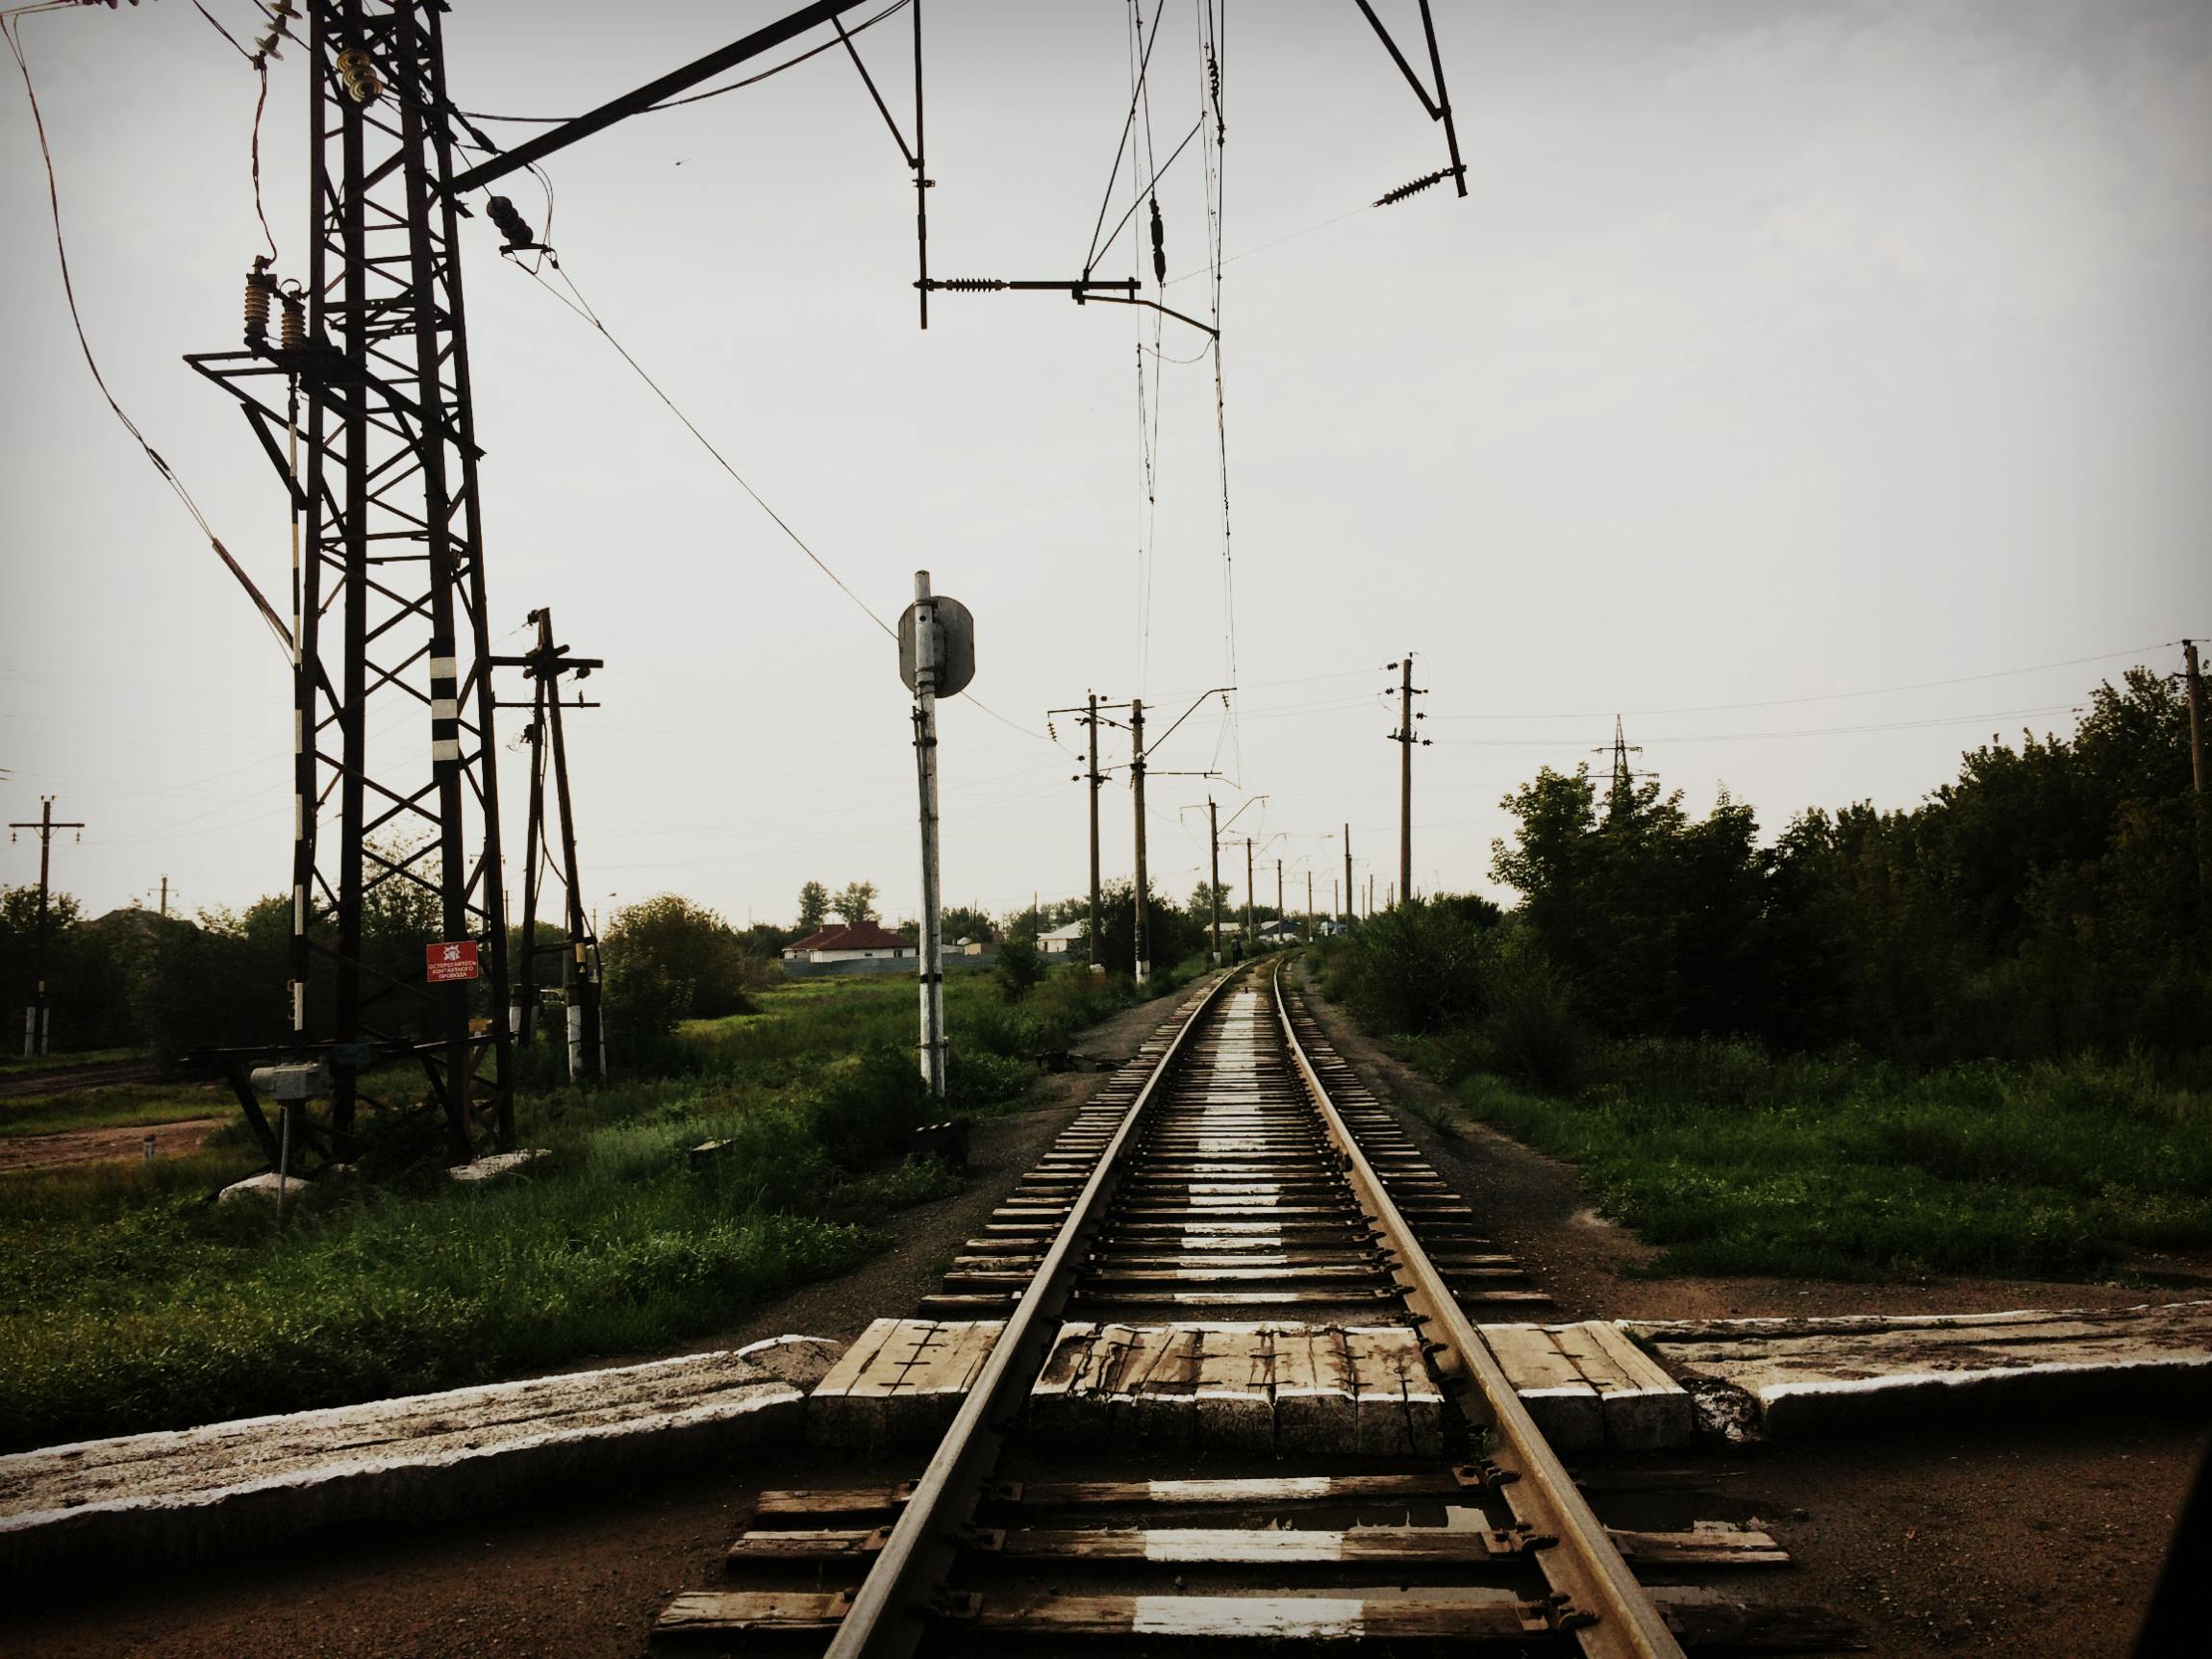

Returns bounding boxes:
[496,608,605,1086]
[1130,698,1149,985]
[2187,641,2208,896]
[9,797,85,1057]
[1306,867,1314,939]
[1208,797,1222,965]
[158,875,169,919]
[1276,857,1283,933]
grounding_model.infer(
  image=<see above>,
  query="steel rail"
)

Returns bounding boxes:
[1269,960,1687,1659]
[823,965,1250,1659]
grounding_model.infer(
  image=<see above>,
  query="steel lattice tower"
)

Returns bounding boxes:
[190,0,511,1162]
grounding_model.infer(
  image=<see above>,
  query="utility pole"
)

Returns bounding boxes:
[1368,873,1375,917]
[2186,641,2208,896]
[1130,697,1148,985]
[1276,857,1283,933]
[158,876,169,920]
[1086,691,1102,965]
[493,609,605,1083]
[1387,654,1427,907]
[910,571,948,1096]
[1208,797,1222,965]
[1343,823,1354,930]
[1306,867,1314,939]
[1244,835,1256,943]
[10,797,85,1058]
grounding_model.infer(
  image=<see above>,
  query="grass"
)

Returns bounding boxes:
[0,961,1190,1451]
[1,1081,235,1139]
[0,1045,144,1076]
[1437,1043,2212,1281]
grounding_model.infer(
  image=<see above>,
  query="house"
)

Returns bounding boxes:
[781,920,916,964]
[1038,919,1089,956]
[1256,918,1302,943]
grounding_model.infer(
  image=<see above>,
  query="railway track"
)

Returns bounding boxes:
[654,960,1844,1655]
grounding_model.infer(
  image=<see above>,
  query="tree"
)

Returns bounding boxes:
[795,881,830,931]
[601,894,754,1020]
[941,905,995,945]
[832,880,879,924]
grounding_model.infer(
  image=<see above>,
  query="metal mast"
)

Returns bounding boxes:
[190,0,512,1163]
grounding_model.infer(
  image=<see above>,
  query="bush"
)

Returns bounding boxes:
[995,933,1046,999]
[1339,896,1500,1036]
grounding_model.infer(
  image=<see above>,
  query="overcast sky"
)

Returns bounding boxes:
[4,0,2208,933]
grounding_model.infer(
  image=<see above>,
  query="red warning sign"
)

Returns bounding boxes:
[426,940,480,983]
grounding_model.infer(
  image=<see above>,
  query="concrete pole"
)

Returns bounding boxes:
[1087,691,1102,968]
[1399,653,1414,907]
[1208,797,1221,965]
[1131,698,1149,985]
[1343,823,1353,931]
[2187,641,2208,898]
[912,571,947,1096]
[1244,836,1255,943]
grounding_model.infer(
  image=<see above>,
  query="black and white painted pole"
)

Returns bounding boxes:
[900,572,974,1100]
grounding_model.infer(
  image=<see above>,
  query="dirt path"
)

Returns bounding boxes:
[0,1116,233,1173]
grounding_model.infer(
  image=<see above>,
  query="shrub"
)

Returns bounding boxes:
[1340,896,1499,1036]
[995,932,1046,999]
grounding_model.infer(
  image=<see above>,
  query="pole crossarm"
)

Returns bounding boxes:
[1352,0,1469,201]
[445,0,876,192]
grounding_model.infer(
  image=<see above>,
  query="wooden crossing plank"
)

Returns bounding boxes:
[806,1319,1002,1448]
[1478,1323,1602,1451]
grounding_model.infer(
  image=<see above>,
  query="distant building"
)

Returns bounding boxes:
[1257,918,1301,943]
[1038,919,1089,956]
[781,920,916,964]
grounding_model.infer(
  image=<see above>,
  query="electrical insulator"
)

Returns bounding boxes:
[243,260,276,347]
[336,47,381,107]
[279,286,306,353]
[486,195,535,250]
[1148,196,1167,287]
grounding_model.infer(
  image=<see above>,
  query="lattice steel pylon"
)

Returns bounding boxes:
[189,0,511,1164]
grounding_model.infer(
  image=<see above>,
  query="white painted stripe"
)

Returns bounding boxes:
[1144,1529,1346,1563]
[1131,1596,1365,1639]
[427,656,458,678]
[430,698,459,721]
[430,739,462,762]
[1150,1476,1328,1501]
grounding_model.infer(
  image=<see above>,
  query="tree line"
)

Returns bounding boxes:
[1337,668,2208,1070]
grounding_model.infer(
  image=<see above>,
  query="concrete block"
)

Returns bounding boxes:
[447,1147,551,1184]
[0,1341,838,1580]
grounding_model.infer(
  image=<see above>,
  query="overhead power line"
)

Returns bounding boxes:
[4,4,291,658]
[515,251,1057,748]
[1423,643,2192,723]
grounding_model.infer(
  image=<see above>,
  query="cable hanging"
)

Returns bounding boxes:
[5,3,290,658]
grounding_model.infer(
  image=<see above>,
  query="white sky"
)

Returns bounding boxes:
[3,0,2208,930]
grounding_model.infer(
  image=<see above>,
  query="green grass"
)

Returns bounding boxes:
[0,1082,235,1138]
[1442,1044,2212,1281]
[0,961,1186,1450]
[0,1045,144,1076]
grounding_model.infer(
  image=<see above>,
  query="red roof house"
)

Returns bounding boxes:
[781,920,915,963]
